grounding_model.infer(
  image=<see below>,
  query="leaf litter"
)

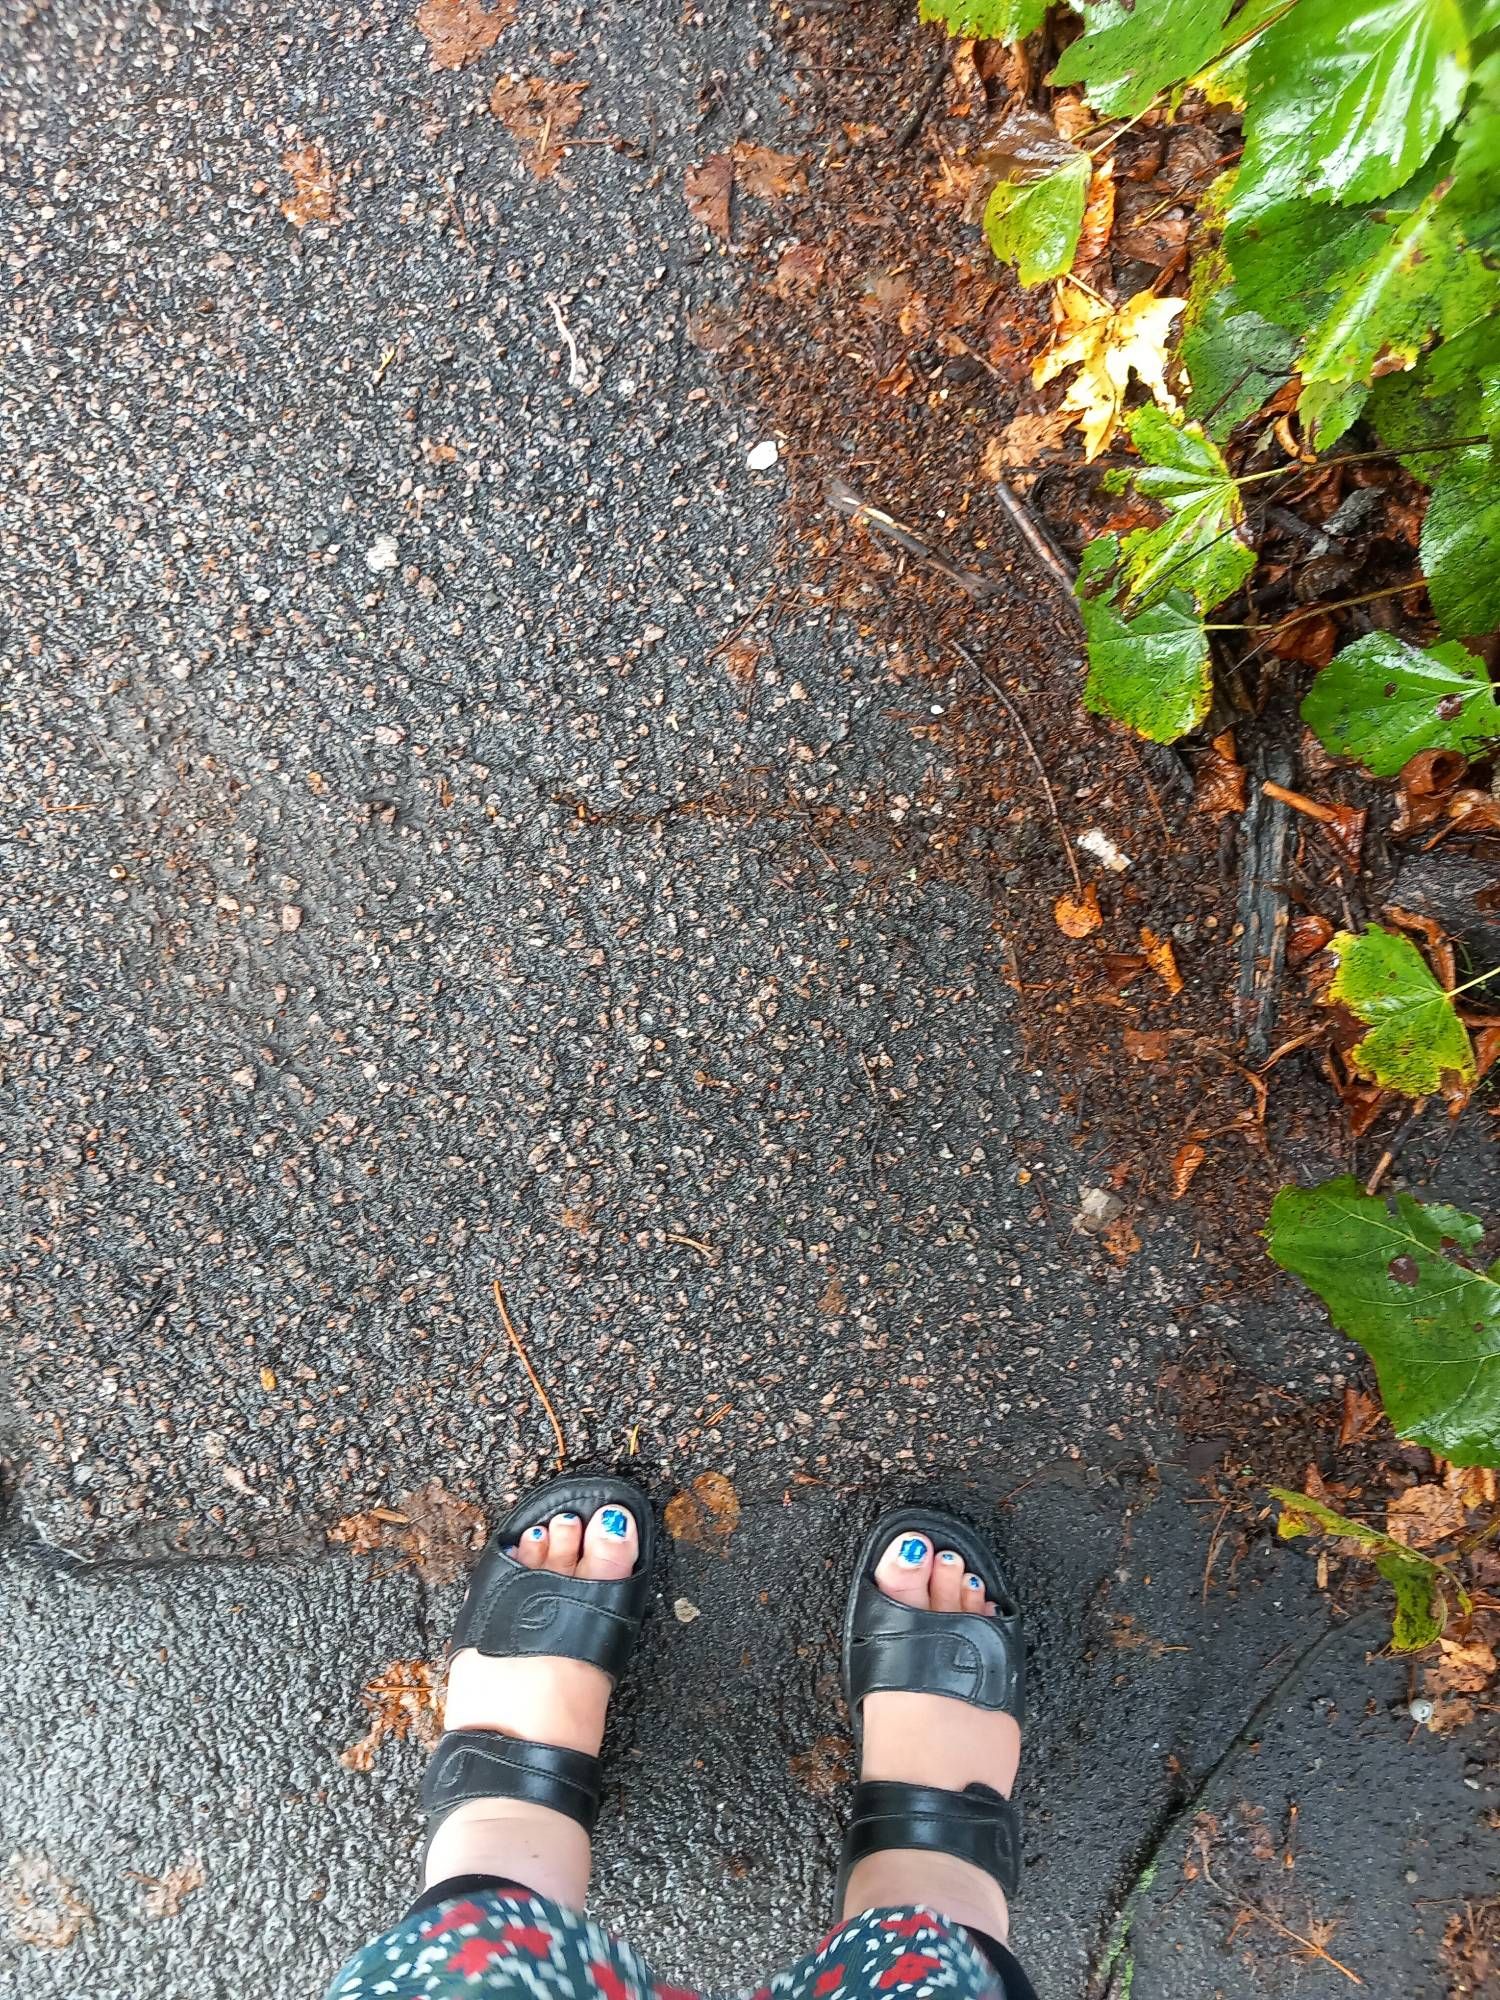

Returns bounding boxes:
[329,1478,487,1586]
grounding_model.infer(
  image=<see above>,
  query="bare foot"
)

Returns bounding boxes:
[842,1531,1022,1944]
[424,1503,640,1910]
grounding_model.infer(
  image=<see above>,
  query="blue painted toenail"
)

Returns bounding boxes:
[966,1574,983,1591]
[556,1512,580,1523]
[898,1536,927,1566]
[527,1524,547,1541]
[601,1507,630,1538]
[939,1551,961,1564]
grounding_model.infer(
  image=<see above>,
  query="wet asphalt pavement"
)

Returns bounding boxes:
[2,1,1495,1995]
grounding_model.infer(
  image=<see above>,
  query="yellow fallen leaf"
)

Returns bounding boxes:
[1139,925,1183,998]
[1032,283,1184,461]
[1053,884,1102,937]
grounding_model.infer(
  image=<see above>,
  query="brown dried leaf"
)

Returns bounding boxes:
[990,407,1077,468]
[340,1658,442,1772]
[1195,730,1246,817]
[1265,611,1339,667]
[1392,748,1467,837]
[1336,1385,1382,1445]
[1288,913,1334,966]
[1052,90,1092,140]
[1170,1140,1207,1198]
[1054,884,1102,937]
[730,140,806,201]
[790,1733,853,1797]
[489,76,589,180]
[1140,926,1183,998]
[685,152,734,239]
[329,1479,487,1586]
[818,1272,847,1317]
[414,0,513,71]
[1444,788,1500,836]
[281,143,337,229]
[1,1855,92,1949]
[664,1470,741,1551]
[721,635,765,685]
[772,244,824,298]
[1123,1027,1172,1060]
[1103,1213,1142,1262]
[1074,160,1116,272]
[1386,1482,1467,1551]
[134,1858,205,1921]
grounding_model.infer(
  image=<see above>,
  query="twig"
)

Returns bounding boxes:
[492,1278,567,1468]
[1364,1097,1429,1195]
[826,476,1003,600]
[545,293,588,389]
[990,478,1084,621]
[1197,1853,1362,1984]
[888,39,951,154]
[953,642,1084,898]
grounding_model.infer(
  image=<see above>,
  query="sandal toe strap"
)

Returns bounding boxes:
[840,1779,1021,1902]
[421,1729,603,1837]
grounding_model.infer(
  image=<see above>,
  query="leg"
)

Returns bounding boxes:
[423,1501,641,1910]
[840,1530,1027,1959]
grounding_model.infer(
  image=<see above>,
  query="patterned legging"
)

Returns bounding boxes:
[325,1886,1038,2000]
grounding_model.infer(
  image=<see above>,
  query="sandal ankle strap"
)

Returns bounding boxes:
[838,1778,1022,1904]
[421,1729,603,1839]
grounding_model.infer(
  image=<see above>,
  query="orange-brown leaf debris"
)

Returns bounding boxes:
[1,1855,92,1950]
[341,1658,442,1772]
[281,143,337,229]
[684,152,734,239]
[330,1479,487,1586]
[1140,926,1184,998]
[1053,884,1102,937]
[415,0,513,71]
[664,1470,741,1551]
[489,76,589,179]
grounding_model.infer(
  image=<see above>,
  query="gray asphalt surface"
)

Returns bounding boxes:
[2,1,1495,1996]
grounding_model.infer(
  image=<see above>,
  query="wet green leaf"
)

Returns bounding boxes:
[1449,51,1500,243]
[983,151,1091,283]
[1185,0,1290,107]
[1235,0,1472,221]
[1228,164,1498,392]
[1076,532,1213,742]
[1114,406,1256,612]
[1423,445,1500,640]
[1302,633,1500,775]
[1297,376,1368,450]
[1266,1178,1500,1465]
[1051,0,1233,118]
[918,0,1049,35]
[1368,314,1500,475]
[1179,174,1298,437]
[1270,1486,1453,1649]
[1327,924,1474,1095]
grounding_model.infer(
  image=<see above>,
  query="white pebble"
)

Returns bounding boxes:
[745,440,779,471]
[365,534,399,573]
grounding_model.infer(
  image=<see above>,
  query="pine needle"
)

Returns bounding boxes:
[492,1278,567,1468]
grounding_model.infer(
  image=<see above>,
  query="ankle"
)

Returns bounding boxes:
[423,1798,592,1911]
[841,1850,1011,1945]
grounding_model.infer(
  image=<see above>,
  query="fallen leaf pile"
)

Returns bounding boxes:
[1032,281,1184,460]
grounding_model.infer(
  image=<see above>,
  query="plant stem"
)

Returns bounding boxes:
[1233,435,1490,486]
[1204,577,1427,631]
[1447,964,1500,999]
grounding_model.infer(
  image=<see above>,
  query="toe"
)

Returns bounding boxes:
[547,1511,584,1574]
[932,1548,964,1612]
[961,1571,988,1616]
[874,1529,934,1607]
[577,1502,639,1581]
[516,1522,550,1570]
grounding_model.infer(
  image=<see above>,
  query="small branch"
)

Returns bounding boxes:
[1197,1854,1362,1984]
[888,39,952,154]
[991,478,1084,619]
[493,1278,567,1468]
[1233,434,1490,485]
[953,642,1083,898]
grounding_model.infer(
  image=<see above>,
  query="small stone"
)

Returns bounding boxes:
[673,1596,700,1624]
[280,905,303,932]
[230,1067,256,1089]
[745,439,779,471]
[365,534,399,572]
[1407,1696,1434,1724]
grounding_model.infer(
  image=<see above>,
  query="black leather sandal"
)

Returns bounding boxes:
[838,1505,1025,1909]
[420,1473,655,1851]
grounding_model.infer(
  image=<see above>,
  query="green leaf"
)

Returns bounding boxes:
[1423,444,1500,640]
[1179,174,1298,436]
[1050,0,1233,117]
[1297,376,1369,450]
[984,152,1091,284]
[1302,633,1500,774]
[1449,51,1500,243]
[1327,923,1475,1094]
[1368,314,1500,475]
[1266,1177,1500,1465]
[1076,532,1213,742]
[1269,1486,1455,1650]
[1185,0,1291,107]
[1228,163,1499,393]
[918,0,1049,36]
[1235,0,1473,221]
[1113,406,1257,612]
